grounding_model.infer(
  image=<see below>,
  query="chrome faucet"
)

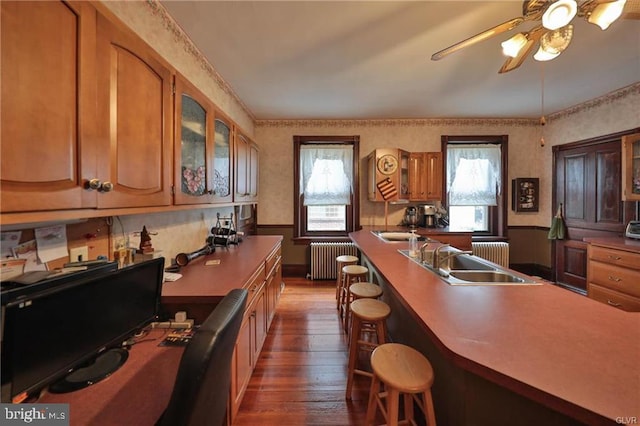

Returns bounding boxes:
[431,244,451,270]
[435,248,474,272]
[419,242,432,264]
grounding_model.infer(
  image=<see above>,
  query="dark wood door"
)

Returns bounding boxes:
[553,130,638,292]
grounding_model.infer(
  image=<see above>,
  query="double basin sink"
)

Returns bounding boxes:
[373,231,539,285]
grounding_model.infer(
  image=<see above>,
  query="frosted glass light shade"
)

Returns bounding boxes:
[501,33,528,57]
[588,0,626,30]
[534,46,560,61]
[542,0,577,30]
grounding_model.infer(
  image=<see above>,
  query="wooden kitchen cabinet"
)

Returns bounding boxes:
[368,148,410,202]
[622,132,640,201]
[95,13,173,208]
[173,75,217,205]
[408,152,443,201]
[1,1,98,212]
[213,115,234,203]
[235,132,259,202]
[587,243,640,311]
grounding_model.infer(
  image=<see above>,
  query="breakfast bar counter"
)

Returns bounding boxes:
[350,228,639,426]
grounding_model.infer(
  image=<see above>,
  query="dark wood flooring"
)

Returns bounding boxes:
[233,277,381,425]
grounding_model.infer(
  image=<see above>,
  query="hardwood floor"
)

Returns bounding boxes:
[233,277,382,425]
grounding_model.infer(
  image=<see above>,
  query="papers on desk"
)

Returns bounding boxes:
[163,272,182,282]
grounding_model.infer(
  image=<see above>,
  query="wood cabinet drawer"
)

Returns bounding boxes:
[588,283,640,312]
[265,245,281,277]
[244,263,266,304]
[589,245,640,271]
[589,260,640,298]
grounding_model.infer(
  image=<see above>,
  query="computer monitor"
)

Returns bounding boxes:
[1,257,165,402]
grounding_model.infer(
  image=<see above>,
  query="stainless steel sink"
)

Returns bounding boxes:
[398,249,540,286]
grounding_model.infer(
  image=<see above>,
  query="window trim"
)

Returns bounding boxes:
[293,135,360,242]
[441,135,508,238]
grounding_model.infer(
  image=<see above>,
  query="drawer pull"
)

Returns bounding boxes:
[607,255,622,260]
[607,276,622,282]
[606,300,622,308]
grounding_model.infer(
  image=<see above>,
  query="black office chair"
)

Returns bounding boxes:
[157,288,248,426]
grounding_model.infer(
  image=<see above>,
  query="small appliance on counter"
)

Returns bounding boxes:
[625,220,640,239]
[404,206,419,229]
[420,204,437,228]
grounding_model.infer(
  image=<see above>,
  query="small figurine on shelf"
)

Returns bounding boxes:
[137,226,155,254]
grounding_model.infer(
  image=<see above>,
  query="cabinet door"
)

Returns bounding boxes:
[425,152,443,200]
[231,313,253,421]
[253,287,267,360]
[95,14,172,208]
[622,132,640,201]
[409,153,427,201]
[213,116,234,203]
[235,133,259,202]
[174,76,216,205]
[1,1,97,212]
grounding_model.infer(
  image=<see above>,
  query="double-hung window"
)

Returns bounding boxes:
[442,135,508,237]
[294,136,360,239]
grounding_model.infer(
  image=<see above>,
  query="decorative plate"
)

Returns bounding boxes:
[377,154,398,175]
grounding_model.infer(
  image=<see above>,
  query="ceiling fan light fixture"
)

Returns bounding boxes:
[588,0,627,30]
[542,0,578,30]
[539,24,573,54]
[501,33,528,57]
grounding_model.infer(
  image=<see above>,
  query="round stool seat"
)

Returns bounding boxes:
[342,264,368,276]
[350,298,390,322]
[336,254,358,263]
[349,282,382,300]
[371,343,434,393]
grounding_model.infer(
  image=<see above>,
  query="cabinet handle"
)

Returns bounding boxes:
[87,178,102,191]
[606,300,622,308]
[607,255,622,260]
[207,189,216,195]
[100,181,114,192]
[608,275,622,282]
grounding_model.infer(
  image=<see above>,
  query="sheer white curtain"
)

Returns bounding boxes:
[300,145,353,206]
[447,144,501,206]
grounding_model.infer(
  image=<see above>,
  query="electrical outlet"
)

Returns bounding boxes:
[69,246,89,262]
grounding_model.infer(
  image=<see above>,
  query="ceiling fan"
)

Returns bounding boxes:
[431,0,637,73]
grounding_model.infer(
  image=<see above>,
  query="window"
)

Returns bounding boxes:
[442,135,508,237]
[294,136,360,240]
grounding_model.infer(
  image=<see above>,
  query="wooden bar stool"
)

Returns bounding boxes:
[336,255,359,307]
[366,343,437,426]
[346,298,390,400]
[346,282,383,335]
[338,264,368,331]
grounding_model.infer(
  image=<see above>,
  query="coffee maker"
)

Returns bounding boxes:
[404,206,419,229]
[418,205,437,228]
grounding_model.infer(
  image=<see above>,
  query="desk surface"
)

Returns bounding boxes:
[39,329,184,426]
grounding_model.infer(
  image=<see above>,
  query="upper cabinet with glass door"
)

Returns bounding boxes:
[213,114,234,203]
[622,132,640,201]
[174,75,216,205]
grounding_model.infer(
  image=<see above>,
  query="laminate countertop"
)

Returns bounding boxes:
[350,228,639,425]
[161,235,283,304]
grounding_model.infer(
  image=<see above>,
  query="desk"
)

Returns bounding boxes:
[39,329,184,426]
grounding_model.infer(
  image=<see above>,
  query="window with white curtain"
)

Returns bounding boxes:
[294,136,360,238]
[443,137,507,236]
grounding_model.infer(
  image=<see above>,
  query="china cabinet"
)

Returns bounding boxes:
[174,75,217,205]
[622,132,640,201]
[213,115,234,203]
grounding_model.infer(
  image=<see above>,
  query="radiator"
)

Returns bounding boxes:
[472,242,509,268]
[310,242,359,280]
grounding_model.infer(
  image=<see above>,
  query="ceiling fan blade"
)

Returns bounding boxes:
[498,26,546,74]
[623,0,640,19]
[431,17,525,61]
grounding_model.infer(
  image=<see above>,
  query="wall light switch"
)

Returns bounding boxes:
[69,246,89,262]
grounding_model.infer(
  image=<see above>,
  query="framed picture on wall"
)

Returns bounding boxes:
[512,178,539,212]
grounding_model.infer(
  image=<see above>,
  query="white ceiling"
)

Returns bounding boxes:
[160,1,640,120]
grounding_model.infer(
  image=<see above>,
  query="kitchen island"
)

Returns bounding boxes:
[350,228,639,426]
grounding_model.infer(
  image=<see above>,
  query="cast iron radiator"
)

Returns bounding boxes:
[309,242,359,280]
[472,242,510,268]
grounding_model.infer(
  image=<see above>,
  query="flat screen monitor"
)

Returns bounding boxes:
[1,257,165,402]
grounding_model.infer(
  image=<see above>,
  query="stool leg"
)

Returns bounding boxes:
[386,387,400,426]
[345,315,361,400]
[423,389,437,426]
[366,375,380,426]
[403,393,414,424]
